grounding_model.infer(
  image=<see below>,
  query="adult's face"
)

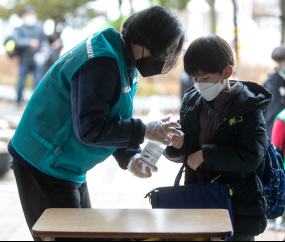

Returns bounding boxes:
[131,40,179,78]
[22,11,37,27]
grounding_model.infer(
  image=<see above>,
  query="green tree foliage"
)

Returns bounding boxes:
[0,0,98,29]
[0,0,221,36]
[150,0,191,10]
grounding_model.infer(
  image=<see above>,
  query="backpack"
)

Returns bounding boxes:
[4,28,21,58]
[232,117,285,219]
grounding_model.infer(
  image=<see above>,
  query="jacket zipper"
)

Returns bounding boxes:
[215,119,227,130]
[211,112,244,141]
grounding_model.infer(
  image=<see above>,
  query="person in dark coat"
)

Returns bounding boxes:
[41,34,62,78]
[164,35,270,241]
[264,45,285,138]
[13,5,46,104]
[180,71,194,101]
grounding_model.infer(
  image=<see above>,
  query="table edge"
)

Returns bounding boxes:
[32,230,233,239]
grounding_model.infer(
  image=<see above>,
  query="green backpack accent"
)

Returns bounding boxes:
[275,110,285,123]
[12,28,138,183]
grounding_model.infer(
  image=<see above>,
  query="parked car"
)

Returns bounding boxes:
[0,142,11,177]
[0,116,20,177]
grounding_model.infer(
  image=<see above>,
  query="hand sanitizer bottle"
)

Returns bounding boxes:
[140,141,167,169]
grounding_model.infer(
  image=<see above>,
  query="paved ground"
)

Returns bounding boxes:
[0,100,284,241]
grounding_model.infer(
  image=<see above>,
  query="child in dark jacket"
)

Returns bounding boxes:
[164,36,271,241]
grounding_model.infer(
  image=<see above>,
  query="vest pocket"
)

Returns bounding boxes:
[31,131,64,158]
[54,134,115,175]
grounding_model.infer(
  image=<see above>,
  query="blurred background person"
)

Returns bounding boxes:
[180,43,194,101]
[13,5,46,106]
[272,109,285,162]
[41,34,62,79]
[180,71,194,101]
[264,45,285,138]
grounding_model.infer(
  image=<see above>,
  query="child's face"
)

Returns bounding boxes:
[192,72,223,84]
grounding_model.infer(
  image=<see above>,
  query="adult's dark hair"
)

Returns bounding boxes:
[184,35,235,77]
[122,6,185,74]
[22,5,36,15]
[272,45,285,62]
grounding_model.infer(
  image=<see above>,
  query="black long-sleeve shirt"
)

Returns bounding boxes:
[71,57,144,149]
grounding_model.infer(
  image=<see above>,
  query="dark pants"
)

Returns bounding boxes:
[17,64,42,103]
[234,235,255,241]
[12,159,92,241]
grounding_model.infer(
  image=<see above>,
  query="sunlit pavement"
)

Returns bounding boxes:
[0,154,183,241]
[0,101,284,241]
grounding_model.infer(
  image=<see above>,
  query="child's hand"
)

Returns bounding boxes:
[171,133,185,149]
[187,150,204,171]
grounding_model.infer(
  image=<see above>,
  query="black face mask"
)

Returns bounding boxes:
[135,47,165,77]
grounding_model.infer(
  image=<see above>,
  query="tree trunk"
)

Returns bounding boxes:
[119,0,123,15]
[118,0,123,29]
[232,0,239,62]
[129,0,134,14]
[206,0,217,35]
[281,0,285,44]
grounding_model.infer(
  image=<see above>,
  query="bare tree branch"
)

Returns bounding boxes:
[232,0,239,61]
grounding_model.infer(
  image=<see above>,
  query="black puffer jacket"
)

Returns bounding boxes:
[165,81,272,237]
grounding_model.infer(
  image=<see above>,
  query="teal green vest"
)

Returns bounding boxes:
[12,28,139,183]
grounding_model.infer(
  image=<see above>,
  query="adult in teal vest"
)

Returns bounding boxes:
[8,6,185,241]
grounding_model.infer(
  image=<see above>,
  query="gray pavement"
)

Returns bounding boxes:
[0,100,283,241]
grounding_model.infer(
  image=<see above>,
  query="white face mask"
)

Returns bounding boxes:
[24,16,37,27]
[194,74,224,101]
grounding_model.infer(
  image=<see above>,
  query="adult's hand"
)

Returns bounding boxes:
[30,39,40,49]
[145,114,184,146]
[127,154,158,179]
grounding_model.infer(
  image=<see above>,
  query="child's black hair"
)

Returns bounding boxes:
[184,35,235,77]
[272,45,285,62]
[122,6,185,74]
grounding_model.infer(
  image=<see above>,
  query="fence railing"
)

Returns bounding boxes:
[0,85,33,103]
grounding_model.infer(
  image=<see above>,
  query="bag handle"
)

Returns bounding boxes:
[174,160,187,187]
[174,160,206,187]
[196,167,206,186]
